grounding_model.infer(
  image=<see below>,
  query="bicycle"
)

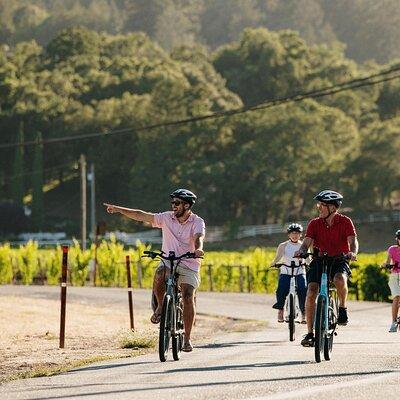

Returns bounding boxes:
[271,261,306,341]
[300,252,348,363]
[381,263,400,332]
[142,250,201,362]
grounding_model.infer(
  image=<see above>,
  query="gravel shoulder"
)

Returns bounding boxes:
[0,288,262,383]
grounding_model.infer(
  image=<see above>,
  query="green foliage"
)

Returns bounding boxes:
[95,234,125,287]
[15,240,39,284]
[0,243,12,283]
[68,239,92,286]
[0,241,395,303]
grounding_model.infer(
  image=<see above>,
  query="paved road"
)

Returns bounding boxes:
[1,286,399,400]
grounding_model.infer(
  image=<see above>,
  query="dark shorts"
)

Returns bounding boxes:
[306,258,351,285]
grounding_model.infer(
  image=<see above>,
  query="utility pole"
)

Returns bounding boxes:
[80,154,87,250]
[87,163,96,241]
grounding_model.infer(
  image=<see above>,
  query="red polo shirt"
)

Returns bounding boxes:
[305,213,356,256]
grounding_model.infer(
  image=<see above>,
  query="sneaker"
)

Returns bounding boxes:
[337,307,348,326]
[389,322,398,333]
[301,332,314,347]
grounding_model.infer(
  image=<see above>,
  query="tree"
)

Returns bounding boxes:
[10,121,24,205]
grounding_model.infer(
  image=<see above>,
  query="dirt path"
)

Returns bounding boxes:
[0,294,261,383]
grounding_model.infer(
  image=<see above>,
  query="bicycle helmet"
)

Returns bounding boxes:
[314,190,343,208]
[396,230,400,239]
[287,223,303,233]
[170,188,197,206]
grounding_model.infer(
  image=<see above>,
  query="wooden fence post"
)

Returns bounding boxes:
[126,255,135,331]
[59,245,68,349]
[246,265,251,292]
[239,265,244,292]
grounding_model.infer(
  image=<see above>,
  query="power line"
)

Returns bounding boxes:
[0,64,399,150]
[1,162,77,183]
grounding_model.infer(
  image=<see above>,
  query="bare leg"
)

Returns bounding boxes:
[181,283,195,344]
[392,296,400,322]
[333,273,348,308]
[306,283,319,333]
[152,265,169,317]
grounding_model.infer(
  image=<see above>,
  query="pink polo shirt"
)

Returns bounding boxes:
[152,211,206,271]
[388,246,400,273]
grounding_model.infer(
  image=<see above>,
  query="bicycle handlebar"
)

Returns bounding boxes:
[295,252,352,261]
[142,250,203,261]
[381,263,398,270]
[271,262,306,268]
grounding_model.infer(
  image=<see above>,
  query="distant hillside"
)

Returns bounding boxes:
[1,0,399,63]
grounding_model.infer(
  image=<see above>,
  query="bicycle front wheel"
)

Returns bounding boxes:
[314,295,326,363]
[288,293,295,341]
[324,296,336,360]
[172,296,184,361]
[159,295,173,362]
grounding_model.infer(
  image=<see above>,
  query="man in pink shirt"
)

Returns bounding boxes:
[104,189,205,352]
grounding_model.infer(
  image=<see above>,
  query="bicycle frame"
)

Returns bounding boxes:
[143,250,200,361]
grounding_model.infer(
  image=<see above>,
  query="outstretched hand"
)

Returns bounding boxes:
[103,203,118,214]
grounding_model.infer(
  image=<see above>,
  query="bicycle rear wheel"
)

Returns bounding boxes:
[288,293,295,341]
[159,295,172,362]
[314,295,326,363]
[172,296,184,361]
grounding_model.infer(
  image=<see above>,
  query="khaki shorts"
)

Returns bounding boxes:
[158,263,200,289]
[389,273,400,297]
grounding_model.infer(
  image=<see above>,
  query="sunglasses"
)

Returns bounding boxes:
[171,200,185,206]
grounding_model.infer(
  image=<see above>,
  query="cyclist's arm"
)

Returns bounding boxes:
[194,232,204,257]
[270,242,285,266]
[296,236,313,256]
[103,203,154,224]
[381,253,392,267]
[347,235,358,254]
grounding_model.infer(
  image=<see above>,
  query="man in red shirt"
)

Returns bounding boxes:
[294,190,358,347]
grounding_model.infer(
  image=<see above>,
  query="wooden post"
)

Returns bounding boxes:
[59,245,68,348]
[208,264,213,292]
[126,255,134,331]
[246,265,251,292]
[80,154,87,250]
[239,265,244,292]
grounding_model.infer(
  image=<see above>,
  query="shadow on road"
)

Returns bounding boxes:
[69,361,155,373]
[22,370,397,400]
[142,360,311,374]
[196,340,286,349]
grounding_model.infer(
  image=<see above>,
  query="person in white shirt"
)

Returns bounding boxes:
[270,223,307,323]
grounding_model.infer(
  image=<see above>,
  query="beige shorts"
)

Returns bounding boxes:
[158,263,200,289]
[389,273,400,297]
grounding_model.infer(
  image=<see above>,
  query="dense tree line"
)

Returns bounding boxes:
[0,26,399,234]
[1,0,400,63]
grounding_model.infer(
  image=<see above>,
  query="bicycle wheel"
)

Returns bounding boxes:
[172,296,184,361]
[288,293,295,341]
[324,296,337,360]
[159,295,172,362]
[314,295,326,363]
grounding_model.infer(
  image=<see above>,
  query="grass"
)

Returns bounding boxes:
[118,329,157,349]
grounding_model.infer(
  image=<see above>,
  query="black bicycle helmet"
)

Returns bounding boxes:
[396,230,400,239]
[314,190,343,208]
[170,188,197,206]
[287,223,303,233]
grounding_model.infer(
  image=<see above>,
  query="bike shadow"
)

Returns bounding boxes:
[143,360,311,374]
[196,340,287,349]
